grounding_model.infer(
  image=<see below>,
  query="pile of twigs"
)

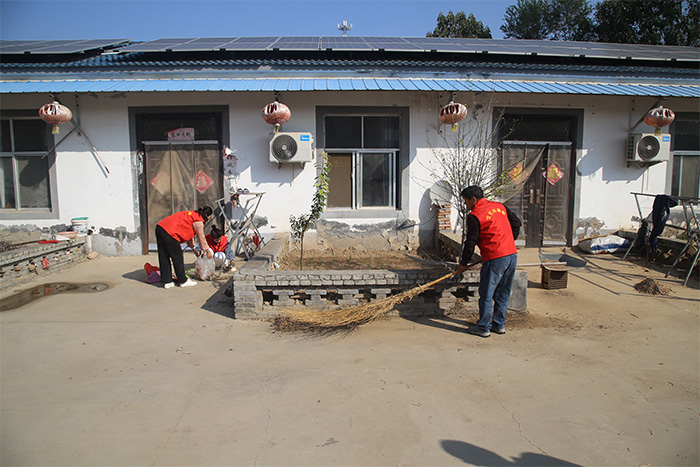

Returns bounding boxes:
[275,270,460,332]
[633,278,672,295]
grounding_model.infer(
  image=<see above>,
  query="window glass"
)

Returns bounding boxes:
[327,153,353,208]
[17,156,50,208]
[13,120,48,152]
[1,120,11,152]
[1,157,16,208]
[674,120,700,151]
[325,116,361,148]
[364,116,400,149]
[679,156,700,198]
[360,153,391,207]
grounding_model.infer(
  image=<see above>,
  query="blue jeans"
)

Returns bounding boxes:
[477,253,517,331]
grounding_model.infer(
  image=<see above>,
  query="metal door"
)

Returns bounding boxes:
[502,142,572,247]
[144,141,220,250]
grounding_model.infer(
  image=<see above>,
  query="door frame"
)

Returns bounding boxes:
[129,106,229,254]
[496,108,583,247]
[143,140,220,251]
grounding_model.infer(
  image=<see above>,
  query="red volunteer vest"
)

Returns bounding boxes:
[469,198,518,261]
[157,211,205,243]
[205,234,228,253]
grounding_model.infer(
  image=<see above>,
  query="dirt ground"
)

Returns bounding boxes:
[278,247,446,270]
[0,247,698,466]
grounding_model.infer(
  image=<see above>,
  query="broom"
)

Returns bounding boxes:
[278,261,480,330]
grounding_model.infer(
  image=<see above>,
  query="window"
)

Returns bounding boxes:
[324,115,400,209]
[671,115,700,198]
[0,117,53,212]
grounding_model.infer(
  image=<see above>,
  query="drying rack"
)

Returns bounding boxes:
[216,192,265,261]
[622,192,700,286]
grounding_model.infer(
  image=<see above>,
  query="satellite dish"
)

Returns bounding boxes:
[428,180,452,207]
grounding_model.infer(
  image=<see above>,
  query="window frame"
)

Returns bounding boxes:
[0,111,59,220]
[670,113,700,199]
[316,106,409,216]
[325,149,398,209]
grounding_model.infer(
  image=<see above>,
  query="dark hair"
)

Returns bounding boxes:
[210,226,223,238]
[197,206,213,219]
[461,186,484,200]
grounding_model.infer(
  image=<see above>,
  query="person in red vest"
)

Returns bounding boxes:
[156,206,213,289]
[456,186,521,337]
[204,226,231,270]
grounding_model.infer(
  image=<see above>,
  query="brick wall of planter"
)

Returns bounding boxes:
[233,233,487,319]
[0,238,87,292]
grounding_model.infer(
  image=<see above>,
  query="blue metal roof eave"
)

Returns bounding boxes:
[0,76,698,97]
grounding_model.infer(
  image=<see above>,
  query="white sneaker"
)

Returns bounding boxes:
[163,282,175,289]
[179,278,198,287]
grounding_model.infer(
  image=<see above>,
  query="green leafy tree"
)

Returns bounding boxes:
[595,0,699,46]
[550,0,595,41]
[502,0,596,40]
[289,153,331,270]
[501,0,551,39]
[427,11,492,38]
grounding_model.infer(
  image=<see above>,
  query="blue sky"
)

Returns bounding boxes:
[0,0,520,41]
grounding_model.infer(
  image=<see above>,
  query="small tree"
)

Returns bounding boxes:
[289,153,331,270]
[423,94,510,245]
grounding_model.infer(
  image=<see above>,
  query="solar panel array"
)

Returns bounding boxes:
[0,39,130,54]
[1,37,697,61]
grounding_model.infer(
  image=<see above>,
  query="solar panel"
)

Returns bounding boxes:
[168,37,238,51]
[0,39,130,54]
[272,37,320,50]
[118,38,198,52]
[321,37,371,50]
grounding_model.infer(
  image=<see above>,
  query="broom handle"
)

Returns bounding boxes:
[421,261,481,289]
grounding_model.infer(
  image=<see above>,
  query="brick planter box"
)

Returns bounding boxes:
[1,238,87,292]
[232,233,527,319]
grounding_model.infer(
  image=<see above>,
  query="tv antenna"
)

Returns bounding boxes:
[338,19,352,36]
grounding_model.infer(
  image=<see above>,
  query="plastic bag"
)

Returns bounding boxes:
[195,256,216,280]
[578,235,630,254]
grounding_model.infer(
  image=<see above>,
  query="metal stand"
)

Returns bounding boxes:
[216,192,265,260]
[623,192,700,286]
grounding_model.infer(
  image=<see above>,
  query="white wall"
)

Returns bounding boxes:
[1,90,696,253]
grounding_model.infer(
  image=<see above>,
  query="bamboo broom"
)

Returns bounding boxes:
[277,262,480,330]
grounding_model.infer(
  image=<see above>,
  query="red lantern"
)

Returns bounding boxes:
[39,101,72,135]
[644,106,675,129]
[261,101,291,125]
[439,101,467,131]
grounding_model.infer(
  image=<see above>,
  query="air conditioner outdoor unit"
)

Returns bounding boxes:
[626,133,671,165]
[269,132,314,163]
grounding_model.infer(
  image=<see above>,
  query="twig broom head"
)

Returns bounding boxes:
[274,270,466,332]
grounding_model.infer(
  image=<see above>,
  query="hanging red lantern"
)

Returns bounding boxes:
[439,100,467,131]
[39,101,72,135]
[261,101,291,126]
[644,106,675,129]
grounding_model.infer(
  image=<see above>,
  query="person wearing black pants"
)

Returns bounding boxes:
[155,206,213,288]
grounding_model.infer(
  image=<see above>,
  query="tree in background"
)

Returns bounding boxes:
[427,11,492,38]
[595,0,699,47]
[501,0,551,39]
[501,0,594,40]
[550,0,595,41]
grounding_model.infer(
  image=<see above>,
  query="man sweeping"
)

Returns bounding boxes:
[455,186,522,338]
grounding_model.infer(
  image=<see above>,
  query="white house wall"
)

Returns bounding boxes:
[1,90,695,254]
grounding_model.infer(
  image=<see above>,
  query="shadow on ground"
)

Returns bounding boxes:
[441,440,583,466]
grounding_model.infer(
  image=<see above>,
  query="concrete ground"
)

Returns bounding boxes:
[0,248,698,467]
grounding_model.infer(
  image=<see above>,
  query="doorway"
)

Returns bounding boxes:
[133,110,226,253]
[143,141,220,250]
[500,115,577,247]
